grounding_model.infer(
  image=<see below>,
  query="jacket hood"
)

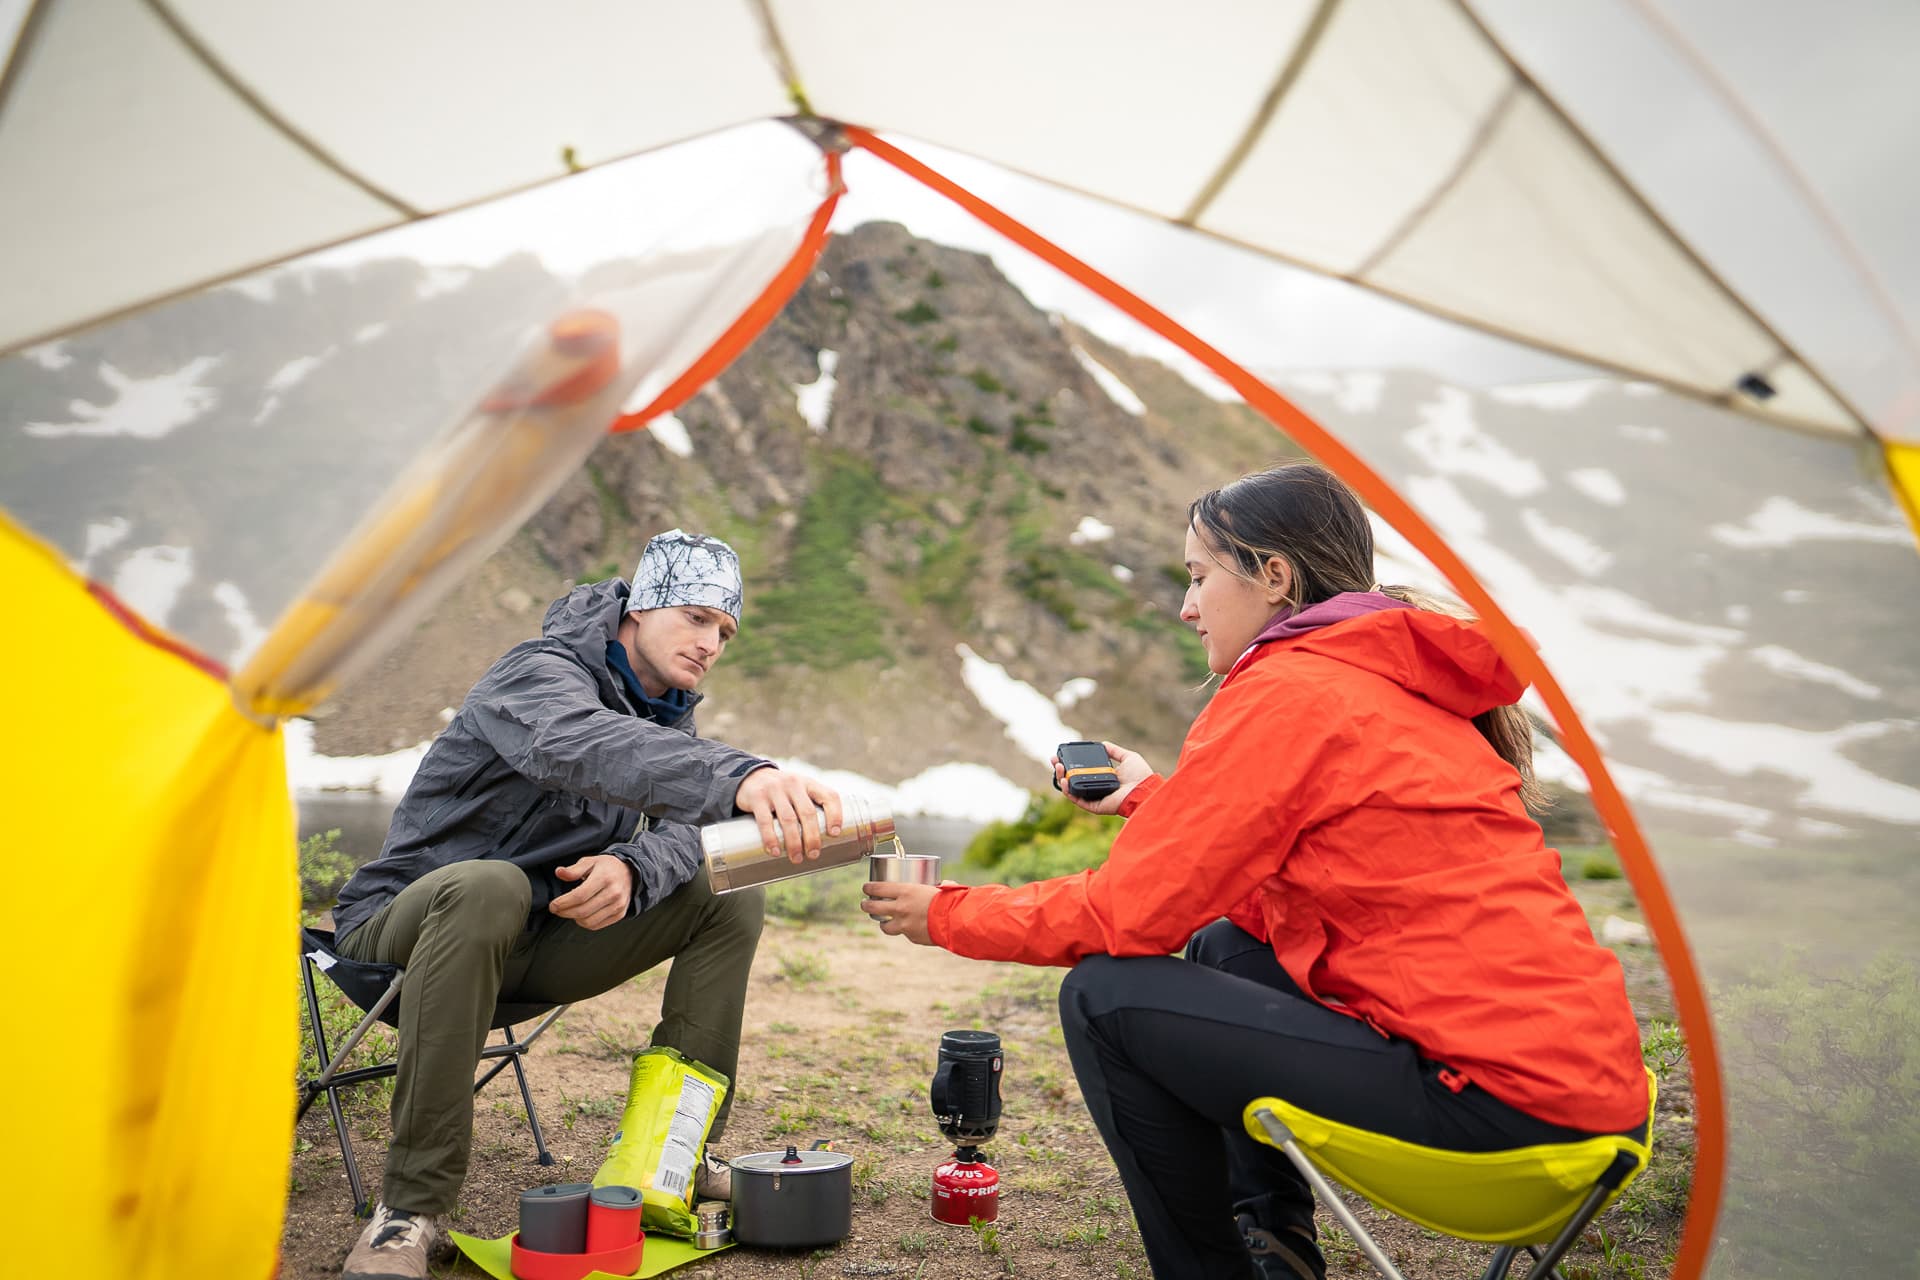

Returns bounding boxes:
[1244,596,1525,718]
[539,578,704,716]
[1250,591,1415,645]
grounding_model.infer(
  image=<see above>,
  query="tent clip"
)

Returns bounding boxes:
[784,115,851,157]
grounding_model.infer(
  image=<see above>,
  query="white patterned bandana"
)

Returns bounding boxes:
[629,529,744,622]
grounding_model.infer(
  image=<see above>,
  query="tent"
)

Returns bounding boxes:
[0,2,1913,1276]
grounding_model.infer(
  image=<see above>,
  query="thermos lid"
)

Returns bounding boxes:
[589,1185,641,1208]
[731,1148,853,1174]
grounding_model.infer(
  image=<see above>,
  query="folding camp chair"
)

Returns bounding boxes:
[296,927,569,1216]
[1241,1070,1657,1280]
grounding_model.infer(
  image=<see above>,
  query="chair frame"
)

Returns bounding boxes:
[1249,1107,1642,1280]
[296,947,567,1217]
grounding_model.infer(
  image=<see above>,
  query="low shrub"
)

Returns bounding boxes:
[299,828,355,908]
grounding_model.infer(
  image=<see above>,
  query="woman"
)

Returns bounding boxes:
[863,462,1647,1279]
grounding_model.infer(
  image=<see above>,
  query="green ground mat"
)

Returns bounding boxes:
[451,1229,732,1279]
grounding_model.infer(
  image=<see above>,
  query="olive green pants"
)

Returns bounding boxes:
[335,860,764,1215]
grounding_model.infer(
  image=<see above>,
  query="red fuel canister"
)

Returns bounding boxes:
[930,1151,999,1225]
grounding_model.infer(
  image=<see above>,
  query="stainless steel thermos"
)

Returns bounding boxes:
[702,796,897,894]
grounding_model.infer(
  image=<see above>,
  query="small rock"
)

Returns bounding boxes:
[932,498,966,527]
[498,587,534,614]
[1601,915,1650,946]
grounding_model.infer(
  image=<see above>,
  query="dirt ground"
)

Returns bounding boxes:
[282,878,1689,1280]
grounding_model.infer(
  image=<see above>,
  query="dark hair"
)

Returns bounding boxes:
[1188,461,1548,812]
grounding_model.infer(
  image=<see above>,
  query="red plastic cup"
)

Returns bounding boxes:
[585,1185,643,1251]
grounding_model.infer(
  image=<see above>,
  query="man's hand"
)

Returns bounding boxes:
[734,768,846,864]
[1050,740,1155,816]
[549,855,634,930]
[861,881,942,946]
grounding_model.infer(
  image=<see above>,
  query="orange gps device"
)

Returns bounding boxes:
[1054,740,1120,801]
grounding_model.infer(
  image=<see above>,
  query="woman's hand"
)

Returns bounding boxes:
[862,881,943,946]
[1051,740,1155,816]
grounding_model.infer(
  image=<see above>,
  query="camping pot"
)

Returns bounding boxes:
[728,1144,854,1248]
[703,796,896,894]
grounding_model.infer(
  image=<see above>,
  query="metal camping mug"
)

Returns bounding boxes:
[868,852,941,885]
[702,795,897,894]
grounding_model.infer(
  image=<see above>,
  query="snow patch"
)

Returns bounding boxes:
[1644,715,1920,824]
[255,351,332,424]
[1110,564,1134,583]
[267,353,327,394]
[648,412,695,458]
[1710,496,1912,548]
[417,265,472,299]
[1071,347,1146,416]
[1282,371,1339,396]
[23,340,72,370]
[1489,379,1608,411]
[1406,388,1545,497]
[222,274,279,303]
[111,545,192,627]
[957,643,1079,763]
[1520,509,1613,577]
[1054,678,1097,710]
[213,582,270,664]
[770,757,1031,824]
[1748,645,1881,699]
[25,357,223,439]
[1566,468,1626,506]
[1336,371,1384,414]
[1404,476,1488,539]
[794,349,838,432]
[78,517,132,574]
[1069,516,1114,545]
[284,719,431,795]
[1286,370,1384,413]
[1608,763,1777,833]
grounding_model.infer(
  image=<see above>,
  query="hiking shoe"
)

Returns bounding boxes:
[1238,1213,1327,1280]
[694,1150,733,1201]
[342,1202,450,1280]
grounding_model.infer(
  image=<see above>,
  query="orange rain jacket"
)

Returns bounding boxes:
[928,608,1648,1134]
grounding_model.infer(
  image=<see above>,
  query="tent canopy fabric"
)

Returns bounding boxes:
[3,0,1916,441]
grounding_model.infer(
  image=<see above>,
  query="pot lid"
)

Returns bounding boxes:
[731,1145,853,1174]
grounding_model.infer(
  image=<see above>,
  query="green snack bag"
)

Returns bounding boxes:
[593,1046,729,1238]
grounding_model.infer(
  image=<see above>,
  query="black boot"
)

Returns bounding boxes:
[1237,1212,1328,1280]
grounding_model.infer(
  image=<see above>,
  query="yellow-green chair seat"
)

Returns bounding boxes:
[1240,1070,1656,1246]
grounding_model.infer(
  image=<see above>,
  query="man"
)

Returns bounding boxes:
[331,529,841,1280]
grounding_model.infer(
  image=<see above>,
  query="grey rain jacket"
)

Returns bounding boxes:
[331,578,770,943]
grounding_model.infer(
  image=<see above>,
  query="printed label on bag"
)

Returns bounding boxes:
[655,1072,718,1201]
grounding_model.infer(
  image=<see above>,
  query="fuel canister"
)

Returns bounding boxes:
[930,1153,1000,1226]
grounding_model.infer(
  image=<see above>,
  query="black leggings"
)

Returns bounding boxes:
[1058,921,1604,1277]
